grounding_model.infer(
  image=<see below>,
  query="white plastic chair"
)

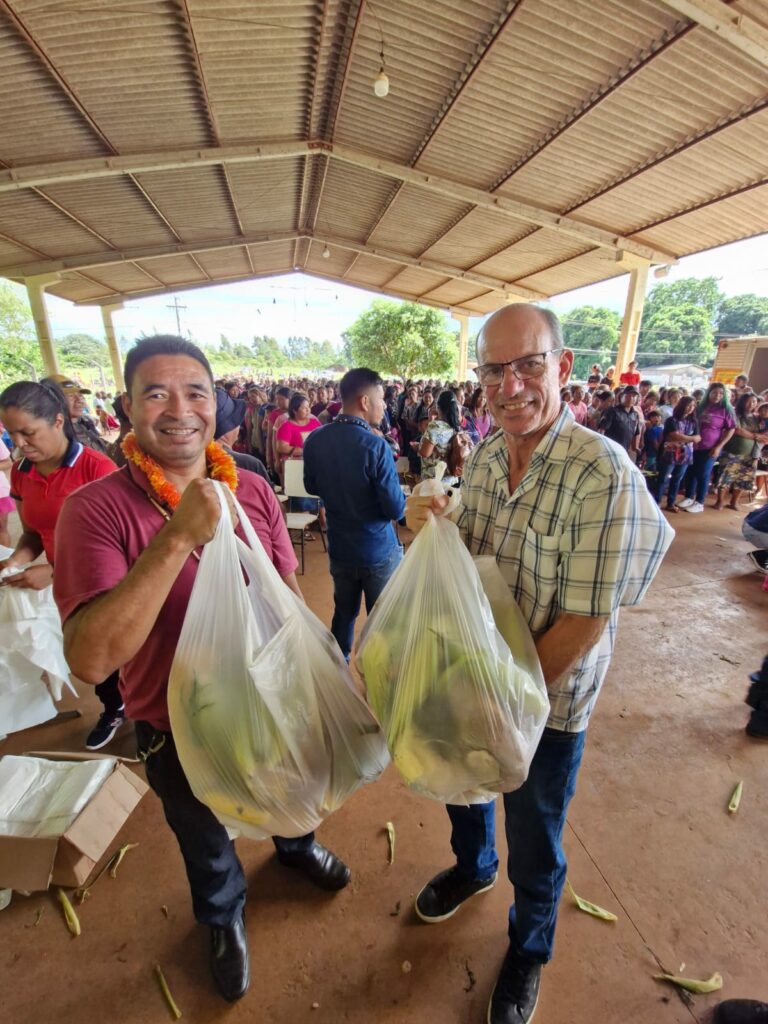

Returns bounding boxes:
[283,459,326,571]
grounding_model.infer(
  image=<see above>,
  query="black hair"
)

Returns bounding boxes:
[112,393,130,426]
[466,387,486,414]
[287,392,309,419]
[124,335,214,395]
[735,391,756,419]
[0,379,76,442]
[339,367,383,404]
[436,389,462,432]
[276,386,293,399]
[673,395,697,421]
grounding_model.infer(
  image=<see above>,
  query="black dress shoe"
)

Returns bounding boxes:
[210,913,250,1002]
[487,945,542,1024]
[276,841,351,891]
[715,1001,768,1024]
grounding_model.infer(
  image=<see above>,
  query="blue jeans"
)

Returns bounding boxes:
[329,545,403,659]
[655,457,688,508]
[446,727,587,963]
[685,450,716,504]
[136,723,314,927]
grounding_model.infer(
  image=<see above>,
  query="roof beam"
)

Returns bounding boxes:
[75,267,295,306]
[1,227,546,301]
[0,140,678,263]
[328,145,677,264]
[0,230,301,278]
[303,269,476,318]
[316,233,547,300]
[656,0,768,67]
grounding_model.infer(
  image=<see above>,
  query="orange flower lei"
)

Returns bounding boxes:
[121,432,238,510]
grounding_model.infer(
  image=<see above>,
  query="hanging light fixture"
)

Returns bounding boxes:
[373,66,389,98]
[371,5,389,97]
[654,265,671,279]
[322,244,331,259]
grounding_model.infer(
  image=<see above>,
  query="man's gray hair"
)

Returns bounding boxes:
[538,307,564,348]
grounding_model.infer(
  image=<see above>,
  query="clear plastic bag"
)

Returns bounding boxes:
[0,546,76,736]
[356,468,549,805]
[168,485,389,839]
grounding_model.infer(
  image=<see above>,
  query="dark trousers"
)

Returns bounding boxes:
[655,458,688,508]
[685,450,716,504]
[95,670,122,714]
[329,545,403,659]
[446,727,587,963]
[135,722,315,927]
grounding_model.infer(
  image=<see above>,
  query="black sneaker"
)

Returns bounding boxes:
[747,550,768,576]
[714,1000,768,1024]
[85,707,126,751]
[487,945,542,1024]
[414,866,497,923]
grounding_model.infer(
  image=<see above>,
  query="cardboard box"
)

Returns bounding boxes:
[0,753,148,891]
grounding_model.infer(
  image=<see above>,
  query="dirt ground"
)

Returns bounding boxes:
[1,501,766,1024]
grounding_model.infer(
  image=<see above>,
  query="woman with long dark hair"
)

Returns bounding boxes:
[0,379,121,748]
[678,383,736,514]
[654,396,701,514]
[714,392,768,510]
[418,389,465,485]
[465,387,492,441]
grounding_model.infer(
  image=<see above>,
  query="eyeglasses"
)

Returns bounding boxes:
[474,349,562,386]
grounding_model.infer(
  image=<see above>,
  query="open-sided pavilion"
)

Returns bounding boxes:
[1,0,767,386]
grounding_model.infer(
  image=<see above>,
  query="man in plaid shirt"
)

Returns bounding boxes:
[407,304,673,1024]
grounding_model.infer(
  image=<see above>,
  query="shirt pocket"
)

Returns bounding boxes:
[518,525,562,610]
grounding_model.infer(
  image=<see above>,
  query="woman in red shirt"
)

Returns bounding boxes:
[276,392,324,535]
[0,379,121,749]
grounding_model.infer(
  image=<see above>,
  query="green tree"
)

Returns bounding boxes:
[637,277,724,367]
[219,334,232,353]
[252,334,286,367]
[560,306,620,379]
[0,282,45,384]
[716,294,768,337]
[57,332,109,369]
[343,300,457,382]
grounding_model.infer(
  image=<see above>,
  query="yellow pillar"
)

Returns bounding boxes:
[25,273,61,376]
[615,264,650,377]
[101,303,125,391]
[453,312,470,379]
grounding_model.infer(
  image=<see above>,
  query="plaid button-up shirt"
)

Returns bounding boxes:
[455,404,674,732]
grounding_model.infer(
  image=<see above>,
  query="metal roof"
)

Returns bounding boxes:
[0,0,767,315]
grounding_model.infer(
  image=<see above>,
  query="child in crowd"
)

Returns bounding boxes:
[641,410,663,473]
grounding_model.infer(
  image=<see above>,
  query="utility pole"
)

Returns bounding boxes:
[167,296,187,335]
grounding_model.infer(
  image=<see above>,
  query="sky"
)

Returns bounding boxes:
[38,232,768,351]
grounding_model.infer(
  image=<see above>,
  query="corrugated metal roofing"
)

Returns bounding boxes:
[0,0,766,317]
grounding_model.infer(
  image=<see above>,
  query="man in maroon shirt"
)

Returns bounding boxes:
[54,336,350,1004]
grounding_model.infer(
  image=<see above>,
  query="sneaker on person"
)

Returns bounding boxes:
[415,866,497,923]
[685,501,704,513]
[747,550,768,576]
[487,944,542,1024]
[85,707,126,750]
[677,497,695,508]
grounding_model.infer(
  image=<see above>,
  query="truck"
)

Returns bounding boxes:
[710,336,768,392]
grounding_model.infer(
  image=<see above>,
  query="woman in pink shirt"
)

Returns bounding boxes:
[276,392,323,536]
[0,434,14,548]
[567,385,589,425]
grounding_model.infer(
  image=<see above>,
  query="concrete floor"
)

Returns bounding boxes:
[1,502,766,1024]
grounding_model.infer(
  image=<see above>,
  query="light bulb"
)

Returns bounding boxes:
[322,245,331,259]
[373,69,389,97]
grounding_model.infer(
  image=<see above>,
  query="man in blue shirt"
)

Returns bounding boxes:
[303,368,406,659]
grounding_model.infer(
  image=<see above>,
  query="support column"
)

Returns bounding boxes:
[453,312,470,379]
[615,263,650,377]
[25,273,61,375]
[101,302,125,391]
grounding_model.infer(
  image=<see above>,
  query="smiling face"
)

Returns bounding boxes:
[122,354,215,470]
[477,305,572,441]
[708,385,725,406]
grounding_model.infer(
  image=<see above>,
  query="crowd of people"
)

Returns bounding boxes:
[0,312,765,1023]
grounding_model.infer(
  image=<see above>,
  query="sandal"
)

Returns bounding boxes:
[303,530,316,542]
[665,505,679,513]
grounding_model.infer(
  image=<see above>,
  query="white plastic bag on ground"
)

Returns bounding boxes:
[168,485,389,839]
[0,546,75,736]
[0,755,114,838]
[356,467,549,805]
